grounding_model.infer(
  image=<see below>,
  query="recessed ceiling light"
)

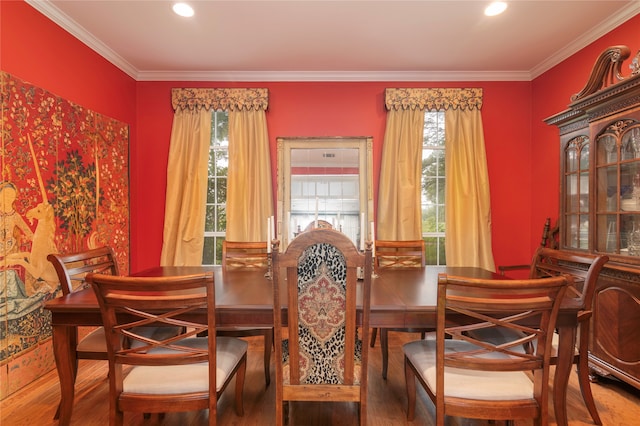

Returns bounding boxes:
[173,3,194,18]
[485,1,507,17]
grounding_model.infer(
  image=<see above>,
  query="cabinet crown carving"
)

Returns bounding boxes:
[571,46,631,102]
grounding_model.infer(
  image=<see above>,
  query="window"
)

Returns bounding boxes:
[202,111,229,265]
[422,111,446,265]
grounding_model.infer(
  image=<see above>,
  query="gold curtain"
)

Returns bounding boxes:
[444,108,495,271]
[226,109,273,240]
[380,88,494,270]
[377,108,424,240]
[161,88,270,266]
[160,108,211,266]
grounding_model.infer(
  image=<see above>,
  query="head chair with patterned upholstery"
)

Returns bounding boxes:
[271,228,372,426]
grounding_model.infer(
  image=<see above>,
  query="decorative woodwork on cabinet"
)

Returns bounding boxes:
[546,45,640,389]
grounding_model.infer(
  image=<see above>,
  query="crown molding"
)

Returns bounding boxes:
[134,70,533,82]
[530,2,640,79]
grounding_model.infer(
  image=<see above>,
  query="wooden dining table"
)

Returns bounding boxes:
[44,265,581,426]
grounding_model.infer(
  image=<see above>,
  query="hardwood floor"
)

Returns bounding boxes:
[2,332,639,425]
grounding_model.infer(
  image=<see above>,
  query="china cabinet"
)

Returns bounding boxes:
[546,45,640,389]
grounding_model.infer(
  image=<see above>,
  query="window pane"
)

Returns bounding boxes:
[216,205,227,232]
[202,237,215,264]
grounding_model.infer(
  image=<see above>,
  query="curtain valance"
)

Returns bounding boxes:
[171,88,269,112]
[385,88,483,111]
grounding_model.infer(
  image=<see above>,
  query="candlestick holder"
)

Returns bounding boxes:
[265,253,273,279]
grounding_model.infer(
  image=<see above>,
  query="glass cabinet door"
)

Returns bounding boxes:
[595,119,640,255]
[564,135,590,250]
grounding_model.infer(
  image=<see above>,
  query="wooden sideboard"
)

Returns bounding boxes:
[545,45,640,389]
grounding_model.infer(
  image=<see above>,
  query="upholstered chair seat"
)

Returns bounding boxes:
[123,337,248,394]
[404,339,535,401]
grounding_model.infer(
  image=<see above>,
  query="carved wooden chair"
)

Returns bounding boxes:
[47,246,183,419]
[369,239,431,379]
[471,247,609,425]
[404,273,568,425]
[87,272,247,426]
[303,219,333,231]
[218,240,272,386]
[271,228,373,425]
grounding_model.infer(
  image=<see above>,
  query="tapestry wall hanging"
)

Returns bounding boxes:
[0,71,130,397]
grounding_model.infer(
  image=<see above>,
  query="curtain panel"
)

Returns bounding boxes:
[162,88,271,266]
[379,87,494,271]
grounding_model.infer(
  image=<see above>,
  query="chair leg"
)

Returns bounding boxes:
[404,356,417,421]
[381,328,389,379]
[370,327,378,347]
[234,354,247,416]
[263,329,272,387]
[576,329,602,425]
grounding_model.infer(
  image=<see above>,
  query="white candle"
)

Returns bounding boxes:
[360,212,365,251]
[315,197,319,228]
[266,217,271,253]
[270,215,275,245]
[370,221,376,257]
[337,212,341,230]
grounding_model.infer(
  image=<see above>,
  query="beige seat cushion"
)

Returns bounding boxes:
[403,339,534,401]
[123,336,248,394]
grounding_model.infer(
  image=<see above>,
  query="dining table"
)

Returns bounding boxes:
[44,265,581,426]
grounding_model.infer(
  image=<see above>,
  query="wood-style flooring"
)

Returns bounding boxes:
[2,332,639,425]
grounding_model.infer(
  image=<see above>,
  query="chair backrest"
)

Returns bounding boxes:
[529,247,608,310]
[436,273,569,419]
[47,246,119,295]
[86,272,217,406]
[539,217,560,250]
[222,241,268,269]
[303,219,333,231]
[271,228,372,387]
[374,240,425,269]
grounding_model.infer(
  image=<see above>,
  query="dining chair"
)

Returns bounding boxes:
[404,273,569,425]
[303,219,334,231]
[369,239,431,379]
[86,272,247,426]
[470,247,609,425]
[271,228,373,426]
[218,240,272,387]
[46,246,184,419]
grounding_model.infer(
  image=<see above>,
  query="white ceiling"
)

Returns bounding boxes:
[27,0,640,82]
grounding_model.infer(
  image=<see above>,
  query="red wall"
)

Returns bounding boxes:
[4,0,638,273]
[136,81,531,272]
